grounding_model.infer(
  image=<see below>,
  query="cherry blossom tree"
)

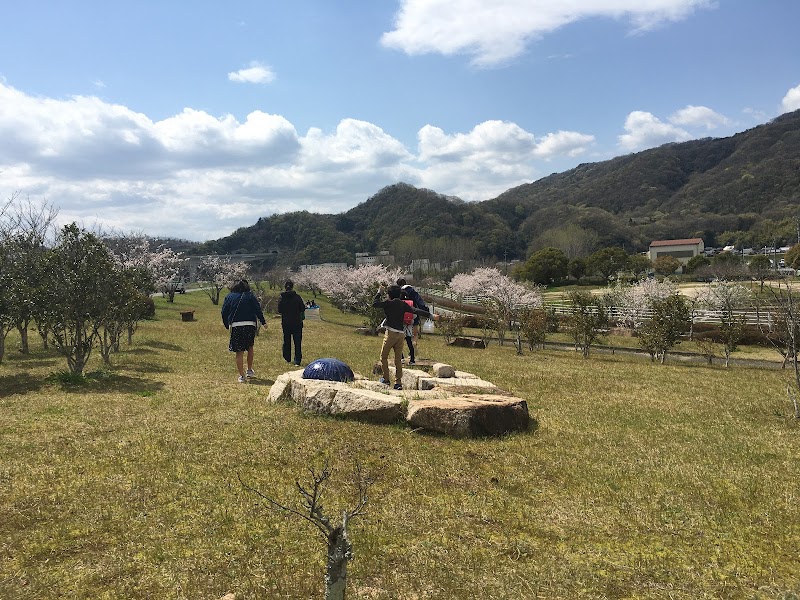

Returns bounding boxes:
[150,245,188,302]
[196,255,249,305]
[695,281,752,367]
[613,277,678,329]
[448,267,542,346]
[310,264,401,329]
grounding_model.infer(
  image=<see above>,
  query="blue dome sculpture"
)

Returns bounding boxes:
[302,358,354,383]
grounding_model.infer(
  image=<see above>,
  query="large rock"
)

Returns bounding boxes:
[447,336,486,349]
[406,394,531,438]
[432,363,455,378]
[267,370,404,423]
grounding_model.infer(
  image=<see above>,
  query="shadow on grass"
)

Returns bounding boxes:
[55,373,166,395]
[123,361,174,374]
[0,373,48,397]
[244,379,275,387]
[140,340,184,352]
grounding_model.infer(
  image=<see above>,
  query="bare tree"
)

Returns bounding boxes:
[239,461,374,600]
[760,283,800,417]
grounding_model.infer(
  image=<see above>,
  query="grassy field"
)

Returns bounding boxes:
[2,291,800,599]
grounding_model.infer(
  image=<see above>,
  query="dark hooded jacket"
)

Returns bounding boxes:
[278,289,305,327]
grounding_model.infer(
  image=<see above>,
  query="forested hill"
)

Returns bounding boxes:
[198,109,800,265]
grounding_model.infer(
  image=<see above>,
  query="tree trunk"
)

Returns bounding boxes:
[0,332,5,364]
[39,324,49,349]
[17,323,29,354]
[325,516,353,600]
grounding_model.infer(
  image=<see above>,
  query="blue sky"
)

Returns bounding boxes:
[1,0,799,241]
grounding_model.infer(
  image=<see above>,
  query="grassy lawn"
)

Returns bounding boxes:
[2,291,800,599]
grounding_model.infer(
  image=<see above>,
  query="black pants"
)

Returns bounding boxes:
[282,323,303,365]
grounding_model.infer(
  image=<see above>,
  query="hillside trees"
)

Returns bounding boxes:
[785,244,800,269]
[586,247,629,282]
[514,247,568,286]
[748,254,772,292]
[653,255,681,276]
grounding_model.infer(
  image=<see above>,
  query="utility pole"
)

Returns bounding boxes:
[503,249,508,275]
[795,215,800,245]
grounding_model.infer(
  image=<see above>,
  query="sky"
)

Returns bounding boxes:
[1,0,799,242]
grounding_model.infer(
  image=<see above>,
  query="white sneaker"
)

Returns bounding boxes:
[238,375,247,383]
[246,369,255,378]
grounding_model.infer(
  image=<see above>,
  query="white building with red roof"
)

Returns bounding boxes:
[648,238,704,265]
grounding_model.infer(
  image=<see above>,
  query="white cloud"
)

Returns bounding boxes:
[669,105,729,129]
[0,82,596,240]
[781,83,800,113]
[227,61,276,84]
[534,131,594,158]
[418,120,536,162]
[381,0,715,66]
[414,121,544,200]
[743,107,767,121]
[618,110,692,151]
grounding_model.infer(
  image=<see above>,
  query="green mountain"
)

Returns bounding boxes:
[199,109,800,265]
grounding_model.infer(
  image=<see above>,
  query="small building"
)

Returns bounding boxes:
[299,263,347,272]
[648,238,704,266]
[355,251,394,266]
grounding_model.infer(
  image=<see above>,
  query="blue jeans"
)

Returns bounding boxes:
[282,323,303,365]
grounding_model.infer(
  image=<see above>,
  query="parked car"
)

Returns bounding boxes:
[167,279,186,294]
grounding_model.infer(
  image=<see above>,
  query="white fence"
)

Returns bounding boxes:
[419,288,777,328]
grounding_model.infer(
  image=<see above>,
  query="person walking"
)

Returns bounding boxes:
[397,278,428,363]
[221,279,267,383]
[373,284,439,390]
[278,279,305,366]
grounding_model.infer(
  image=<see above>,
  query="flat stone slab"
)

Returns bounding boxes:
[266,365,533,437]
[267,370,404,424]
[406,394,531,438]
[418,376,497,391]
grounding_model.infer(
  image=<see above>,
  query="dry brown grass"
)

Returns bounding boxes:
[1,291,799,599]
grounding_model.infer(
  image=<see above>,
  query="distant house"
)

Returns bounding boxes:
[355,251,395,267]
[648,238,704,266]
[299,263,348,272]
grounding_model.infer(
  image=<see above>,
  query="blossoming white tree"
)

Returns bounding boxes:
[448,267,542,345]
[103,233,188,302]
[196,255,249,305]
[613,277,678,329]
[308,264,401,329]
[695,281,753,367]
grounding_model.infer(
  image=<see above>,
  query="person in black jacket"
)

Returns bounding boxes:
[373,284,439,390]
[278,279,305,366]
[221,279,267,383]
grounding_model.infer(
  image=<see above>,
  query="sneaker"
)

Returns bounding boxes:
[393,383,403,390]
[379,377,390,385]
[246,369,255,378]
[409,360,416,365]
[238,375,247,383]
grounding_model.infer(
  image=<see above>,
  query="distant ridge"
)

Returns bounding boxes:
[198,109,800,266]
